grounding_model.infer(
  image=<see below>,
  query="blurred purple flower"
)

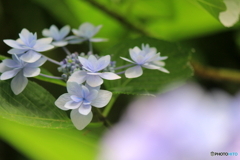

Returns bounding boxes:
[121,44,169,78]
[66,22,107,44]
[97,83,240,160]
[42,25,70,47]
[3,29,54,63]
[55,82,112,130]
[0,54,47,95]
[68,55,121,87]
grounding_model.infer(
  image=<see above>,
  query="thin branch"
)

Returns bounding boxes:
[62,47,71,55]
[84,0,151,36]
[191,61,240,83]
[39,73,63,80]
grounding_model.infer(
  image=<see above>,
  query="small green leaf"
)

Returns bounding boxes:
[103,37,193,95]
[0,80,73,129]
[195,0,226,18]
[0,55,9,61]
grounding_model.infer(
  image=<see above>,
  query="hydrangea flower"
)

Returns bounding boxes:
[3,28,54,63]
[0,54,47,95]
[55,82,112,130]
[68,55,121,87]
[42,25,70,47]
[67,22,106,44]
[121,44,169,78]
[97,83,239,160]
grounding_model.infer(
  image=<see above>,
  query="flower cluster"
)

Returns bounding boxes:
[0,22,169,130]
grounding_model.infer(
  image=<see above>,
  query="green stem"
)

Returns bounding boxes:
[103,94,119,117]
[96,109,112,128]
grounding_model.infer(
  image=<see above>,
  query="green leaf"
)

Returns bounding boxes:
[0,55,9,61]
[103,37,193,95]
[0,80,74,129]
[0,117,104,160]
[195,0,226,19]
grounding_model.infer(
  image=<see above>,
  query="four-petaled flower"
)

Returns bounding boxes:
[68,55,121,87]
[55,82,112,130]
[0,54,47,95]
[42,25,70,47]
[121,44,169,78]
[67,22,106,44]
[3,28,54,63]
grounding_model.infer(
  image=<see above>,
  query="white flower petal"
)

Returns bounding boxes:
[79,56,93,70]
[91,90,112,108]
[52,41,68,47]
[20,50,41,63]
[60,25,70,39]
[26,57,47,67]
[0,63,11,73]
[34,44,54,52]
[90,38,107,42]
[142,64,161,70]
[125,65,143,78]
[86,75,103,87]
[3,40,23,49]
[70,109,93,130]
[68,70,87,84]
[157,67,170,73]
[42,29,51,37]
[88,55,98,66]
[11,71,28,95]
[78,104,92,115]
[120,57,134,63]
[23,67,40,77]
[36,37,52,45]
[55,93,72,110]
[0,69,21,80]
[3,59,19,68]
[49,25,59,40]
[8,48,28,54]
[99,72,121,80]
[67,82,83,97]
[64,100,82,109]
[86,89,98,101]
[97,55,110,71]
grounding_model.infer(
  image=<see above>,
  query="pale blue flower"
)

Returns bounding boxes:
[3,28,54,63]
[68,55,121,87]
[42,25,70,47]
[66,22,106,44]
[121,44,169,78]
[0,54,47,95]
[97,83,238,160]
[55,82,112,130]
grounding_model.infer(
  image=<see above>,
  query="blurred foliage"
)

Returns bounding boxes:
[0,0,240,160]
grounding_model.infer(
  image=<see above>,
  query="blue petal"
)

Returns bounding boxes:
[91,90,112,108]
[64,100,82,109]
[125,65,143,78]
[70,109,93,130]
[20,50,41,63]
[0,69,21,80]
[68,70,87,84]
[10,71,28,95]
[78,104,92,115]
[23,67,40,77]
[99,72,121,80]
[55,93,72,110]
[96,55,110,71]
[86,75,103,87]
[67,82,83,98]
